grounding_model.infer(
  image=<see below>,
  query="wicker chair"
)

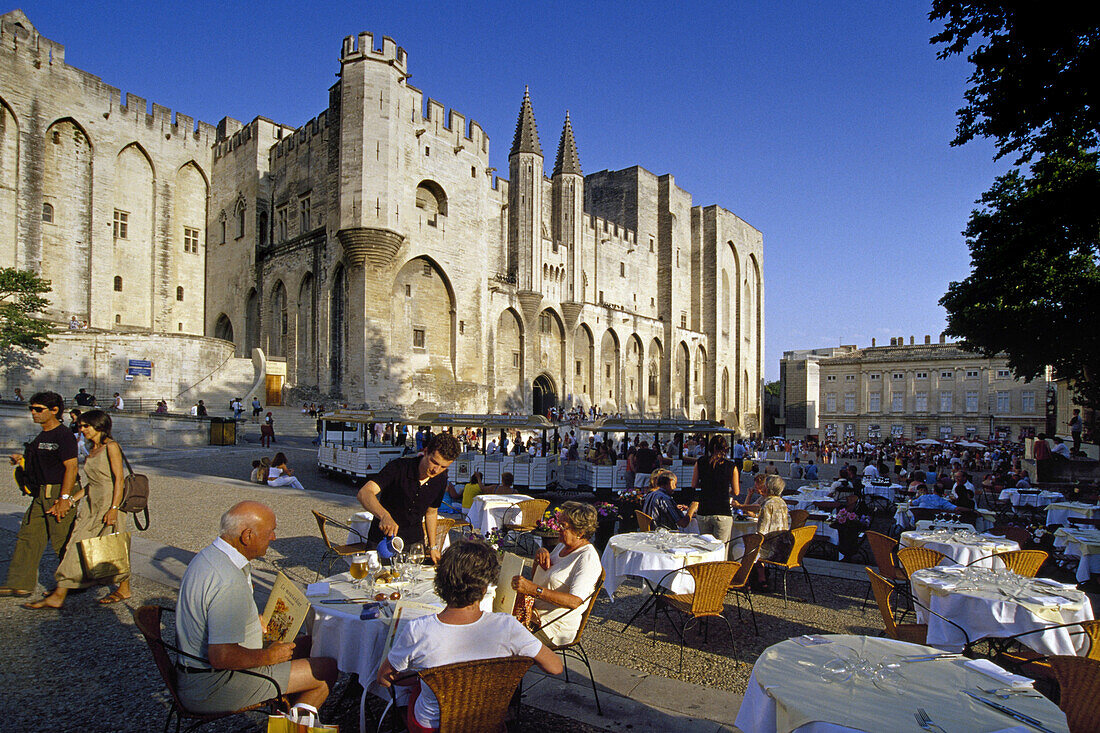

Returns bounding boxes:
[132,605,287,733]
[422,515,456,556]
[652,561,740,671]
[635,510,655,532]
[1049,655,1100,733]
[544,572,607,715]
[992,549,1049,577]
[988,620,1100,679]
[727,533,762,634]
[501,499,550,550]
[989,524,1032,548]
[896,546,946,578]
[788,509,809,529]
[760,525,817,605]
[865,567,928,644]
[391,656,534,733]
[862,530,908,615]
[311,509,370,578]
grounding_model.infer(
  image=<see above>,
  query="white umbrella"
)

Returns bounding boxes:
[914,439,941,446]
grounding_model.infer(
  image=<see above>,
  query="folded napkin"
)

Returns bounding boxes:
[964,659,1034,689]
[305,582,330,597]
[352,511,374,521]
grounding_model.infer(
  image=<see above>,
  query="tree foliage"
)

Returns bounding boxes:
[0,268,53,351]
[930,3,1100,163]
[932,3,1100,407]
[940,153,1100,403]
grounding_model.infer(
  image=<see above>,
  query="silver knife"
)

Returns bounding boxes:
[320,598,375,604]
[962,691,1056,733]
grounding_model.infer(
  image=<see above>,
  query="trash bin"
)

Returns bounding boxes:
[209,417,236,446]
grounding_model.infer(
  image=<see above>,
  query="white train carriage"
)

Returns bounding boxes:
[316,410,408,480]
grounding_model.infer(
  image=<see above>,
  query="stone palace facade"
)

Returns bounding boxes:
[779,336,1054,442]
[0,11,765,429]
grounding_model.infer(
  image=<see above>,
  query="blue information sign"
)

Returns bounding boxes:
[128,359,152,377]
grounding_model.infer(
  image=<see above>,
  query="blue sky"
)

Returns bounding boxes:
[19,1,1007,379]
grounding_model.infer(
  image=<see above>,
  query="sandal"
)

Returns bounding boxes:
[98,591,131,605]
[0,588,32,598]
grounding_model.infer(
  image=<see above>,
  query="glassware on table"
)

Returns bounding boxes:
[349,553,370,589]
[820,657,854,683]
[406,542,425,578]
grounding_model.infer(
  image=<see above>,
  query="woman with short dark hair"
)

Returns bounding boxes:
[378,540,562,731]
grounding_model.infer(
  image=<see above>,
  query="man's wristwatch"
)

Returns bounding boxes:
[535,586,544,598]
[60,494,71,502]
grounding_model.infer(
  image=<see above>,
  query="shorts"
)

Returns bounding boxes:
[176,661,293,714]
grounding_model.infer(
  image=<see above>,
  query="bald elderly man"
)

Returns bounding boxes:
[175,501,337,714]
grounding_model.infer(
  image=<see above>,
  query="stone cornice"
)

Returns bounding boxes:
[336,227,405,268]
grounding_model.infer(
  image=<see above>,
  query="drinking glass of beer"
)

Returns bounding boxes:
[349,553,370,590]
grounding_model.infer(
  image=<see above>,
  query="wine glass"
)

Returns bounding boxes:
[407,543,425,578]
[820,657,853,683]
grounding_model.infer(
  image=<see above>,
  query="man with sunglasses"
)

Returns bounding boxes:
[0,391,79,598]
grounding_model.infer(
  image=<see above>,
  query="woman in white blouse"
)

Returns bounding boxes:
[510,501,603,646]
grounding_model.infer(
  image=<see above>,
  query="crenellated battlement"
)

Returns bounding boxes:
[585,213,636,246]
[339,32,408,72]
[270,109,329,162]
[213,116,295,161]
[402,86,490,162]
[1,10,215,146]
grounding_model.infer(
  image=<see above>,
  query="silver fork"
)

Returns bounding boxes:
[915,708,947,733]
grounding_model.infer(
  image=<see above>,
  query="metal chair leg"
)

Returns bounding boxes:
[802,564,816,602]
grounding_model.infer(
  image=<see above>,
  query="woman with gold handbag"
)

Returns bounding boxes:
[23,409,131,610]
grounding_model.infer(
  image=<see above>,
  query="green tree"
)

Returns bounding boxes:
[0,268,53,350]
[932,3,1100,407]
[764,380,781,397]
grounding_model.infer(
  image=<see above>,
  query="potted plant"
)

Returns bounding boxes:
[830,507,870,561]
[592,501,617,552]
[532,506,562,547]
[616,489,645,533]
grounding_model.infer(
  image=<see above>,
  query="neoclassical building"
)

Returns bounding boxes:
[0,13,765,430]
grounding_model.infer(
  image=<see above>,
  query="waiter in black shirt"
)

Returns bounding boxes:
[357,432,461,564]
[0,391,79,597]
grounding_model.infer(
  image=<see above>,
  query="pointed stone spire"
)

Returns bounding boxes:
[553,111,582,176]
[510,86,543,157]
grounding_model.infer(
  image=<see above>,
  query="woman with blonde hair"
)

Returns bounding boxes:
[754,474,792,590]
[23,409,131,609]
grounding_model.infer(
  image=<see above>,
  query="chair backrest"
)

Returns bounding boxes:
[786,525,818,568]
[789,509,809,529]
[684,561,740,616]
[311,509,337,550]
[635,510,655,532]
[729,534,763,588]
[866,531,901,580]
[419,656,534,733]
[996,549,1048,577]
[897,546,946,577]
[557,571,606,649]
[513,499,550,528]
[865,567,900,640]
[908,507,940,522]
[1048,655,1100,733]
[1083,620,1100,661]
[132,605,187,712]
[423,516,456,550]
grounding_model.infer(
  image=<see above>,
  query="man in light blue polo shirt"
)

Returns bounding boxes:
[175,501,336,714]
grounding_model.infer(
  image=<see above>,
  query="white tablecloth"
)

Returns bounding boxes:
[600,531,725,597]
[309,569,494,732]
[787,487,834,511]
[467,493,535,533]
[735,634,1069,733]
[1046,501,1099,527]
[862,482,901,500]
[999,488,1064,508]
[1054,527,1100,583]
[900,530,1018,568]
[910,566,1093,655]
[729,518,759,562]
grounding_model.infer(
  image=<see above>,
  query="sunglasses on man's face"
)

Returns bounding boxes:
[28,406,49,413]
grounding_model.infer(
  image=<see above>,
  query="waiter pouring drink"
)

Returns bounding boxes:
[356,432,461,564]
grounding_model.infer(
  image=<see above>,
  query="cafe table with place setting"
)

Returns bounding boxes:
[1045,501,1100,528]
[307,549,495,733]
[900,527,1019,568]
[600,529,726,597]
[1052,525,1100,584]
[909,565,1094,656]
[465,493,535,534]
[998,488,1065,508]
[735,633,1070,733]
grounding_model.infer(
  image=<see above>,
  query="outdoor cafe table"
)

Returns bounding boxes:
[1046,501,1099,528]
[466,493,535,534]
[910,566,1093,655]
[600,531,726,597]
[998,488,1064,508]
[735,634,1069,733]
[308,569,495,733]
[346,510,451,552]
[900,528,1018,568]
[1053,526,1100,583]
[786,487,833,511]
[862,481,902,501]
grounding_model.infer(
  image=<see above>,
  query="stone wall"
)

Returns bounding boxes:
[0,331,258,410]
[0,405,216,449]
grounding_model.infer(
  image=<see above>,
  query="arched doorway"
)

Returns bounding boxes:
[214,313,234,347]
[533,374,557,417]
